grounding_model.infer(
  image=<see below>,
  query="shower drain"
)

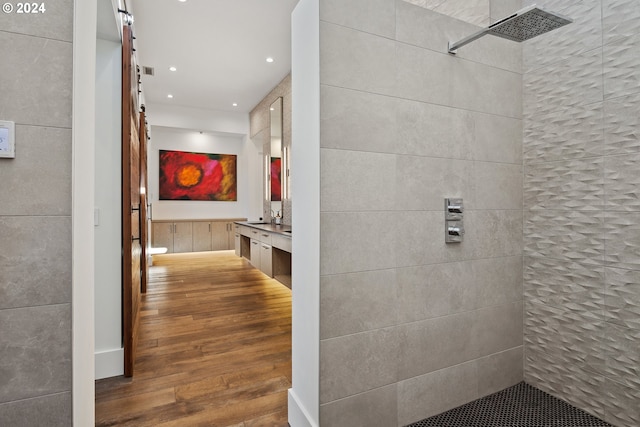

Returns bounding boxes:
[406,382,613,427]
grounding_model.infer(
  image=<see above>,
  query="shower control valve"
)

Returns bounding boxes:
[445,198,464,243]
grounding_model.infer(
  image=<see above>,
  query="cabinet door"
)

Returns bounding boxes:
[152,223,174,253]
[192,222,212,252]
[260,243,273,277]
[226,222,235,249]
[173,221,193,253]
[211,222,229,251]
[249,238,261,267]
[234,233,241,257]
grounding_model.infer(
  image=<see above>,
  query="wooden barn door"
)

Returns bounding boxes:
[122,23,142,377]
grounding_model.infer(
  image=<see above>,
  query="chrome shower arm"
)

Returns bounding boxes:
[448,28,490,54]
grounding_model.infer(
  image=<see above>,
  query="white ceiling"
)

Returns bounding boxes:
[131,0,299,114]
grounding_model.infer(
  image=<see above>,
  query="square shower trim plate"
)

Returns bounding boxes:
[0,120,15,159]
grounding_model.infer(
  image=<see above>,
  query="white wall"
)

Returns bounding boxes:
[146,102,249,136]
[74,0,98,423]
[148,126,263,221]
[289,0,320,425]
[94,38,123,379]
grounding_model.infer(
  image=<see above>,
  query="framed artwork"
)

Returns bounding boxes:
[159,149,237,201]
[270,157,281,201]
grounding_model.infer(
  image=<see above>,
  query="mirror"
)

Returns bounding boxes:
[268,97,283,219]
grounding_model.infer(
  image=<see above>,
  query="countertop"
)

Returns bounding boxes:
[235,221,292,237]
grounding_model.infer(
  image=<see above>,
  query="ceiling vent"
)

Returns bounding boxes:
[142,66,155,76]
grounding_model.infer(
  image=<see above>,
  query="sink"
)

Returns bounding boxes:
[246,221,270,225]
[282,230,292,233]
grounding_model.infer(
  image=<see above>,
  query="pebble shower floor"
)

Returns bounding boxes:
[406,382,613,427]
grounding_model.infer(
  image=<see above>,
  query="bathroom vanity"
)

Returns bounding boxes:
[235,221,292,288]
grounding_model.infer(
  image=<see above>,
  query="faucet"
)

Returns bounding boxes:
[270,209,275,223]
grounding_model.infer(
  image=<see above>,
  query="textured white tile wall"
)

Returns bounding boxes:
[523,1,640,425]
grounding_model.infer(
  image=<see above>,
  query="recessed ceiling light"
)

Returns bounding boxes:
[167,94,174,99]
[270,107,274,111]
[266,57,274,63]
[232,103,238,107]
[178,0,187,2]
[169,66,177,72]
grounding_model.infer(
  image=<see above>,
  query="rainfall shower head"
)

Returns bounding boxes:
[448,4,572,54]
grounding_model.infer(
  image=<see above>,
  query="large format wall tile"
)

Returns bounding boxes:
[524,210,605,264]
[0,392,71,427]
[524,158,604,211]
[395,210,472,267]
[320,212,397,275]
[395,155,475,211]
[396,99,474,160]
[398,313,476,380]
[0,305,71,403]
[0,217,71,310]
[320,22,396,94]
[398,256,522,323]
[396,0,521,72]
[473,112,522,164]
[321,149,397,212]
[320,328,399,403]
[467,210,523,259]
[524,256,605,306]
[472,302,523,359]
[476,346,523,397]
[397,261,476,323]
[604,267,640,330]
[0,126,71,216]
[402,0,490,26]
[321,0,395,38]
[603,377,640,427]
[0,32,72,128]
[396,38,521,118]
[603,0,640,45]
[320,384,397,427]
[524,48,603,116]
[602,322,640,389]
[604,153,640,211]
[0,0,73,42]
[605,212,640,270]
[397,360,478,426]
[524,102,604,163]
[475,162,523,210]
[604,92,640,155]
[522,0,602,73]
[320,269,398,339]
[320,86,399,154]
[604,32,640,99]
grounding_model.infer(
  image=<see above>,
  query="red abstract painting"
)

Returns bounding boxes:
[159,150,237,201]
[271,157,281,201]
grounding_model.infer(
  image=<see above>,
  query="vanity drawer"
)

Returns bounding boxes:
[258,231,272,245]
[271,234,291,253]
[238,225,253,238]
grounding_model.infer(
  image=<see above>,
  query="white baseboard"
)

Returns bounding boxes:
[95,348,124,379]
[288,388,317,427]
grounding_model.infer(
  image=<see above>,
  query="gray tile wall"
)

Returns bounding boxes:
[0,2,73,425]
[319,1,523,425]
[249,74,292,225]
[523,0,640,426]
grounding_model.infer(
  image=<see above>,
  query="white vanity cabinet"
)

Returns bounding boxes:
[235,222,291,287]
[152,218,246,254]
[151,221,193,253]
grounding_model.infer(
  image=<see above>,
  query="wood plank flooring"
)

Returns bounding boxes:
[95,251,292,427]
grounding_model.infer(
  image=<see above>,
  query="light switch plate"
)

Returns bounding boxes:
[0,120,15,158]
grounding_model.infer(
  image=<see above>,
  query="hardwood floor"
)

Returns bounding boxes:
[95,251,292,427]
